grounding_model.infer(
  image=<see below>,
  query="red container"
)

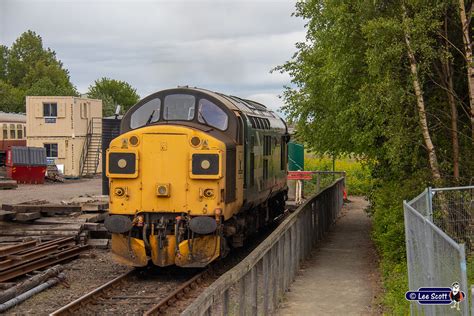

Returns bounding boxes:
[6,165,47,184]
[6,147,47,184]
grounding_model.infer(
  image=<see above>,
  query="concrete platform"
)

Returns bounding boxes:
[278,196,381,315]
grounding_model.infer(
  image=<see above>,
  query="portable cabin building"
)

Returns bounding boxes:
[26,96,103,177]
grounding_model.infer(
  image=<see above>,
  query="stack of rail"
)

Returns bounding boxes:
[0,237,88,283]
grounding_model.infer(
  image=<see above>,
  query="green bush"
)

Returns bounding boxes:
[304,155,372,195]
[370,177,426,315]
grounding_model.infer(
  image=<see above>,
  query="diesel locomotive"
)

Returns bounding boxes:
[105,87,289,267]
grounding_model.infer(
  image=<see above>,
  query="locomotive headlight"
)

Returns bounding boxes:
[117,159,127,168]
[129,135,139,146]
[106,150,138,178]
[201,159,211,170]
[190,136,201,147]
[156,183,170,197]
[191,153,219,176]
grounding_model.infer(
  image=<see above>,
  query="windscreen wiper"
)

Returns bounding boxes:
[146,110,156,124]
[198,110,210,126]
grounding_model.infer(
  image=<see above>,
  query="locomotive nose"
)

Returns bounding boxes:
[140,133,189,210]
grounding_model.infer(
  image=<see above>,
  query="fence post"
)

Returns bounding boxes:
[239,274,246,316]
[403,203,416,315]
[459,244,469,315]
[263,253,269,314]
[427,187,433,222]
[316,172,321,193]
[250,266,258,315]
[222,289,229,316]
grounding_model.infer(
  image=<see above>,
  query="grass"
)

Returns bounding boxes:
[303,154,372,196]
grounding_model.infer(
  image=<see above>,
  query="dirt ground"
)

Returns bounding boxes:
[277,196,383,315]
[0,178,102,204]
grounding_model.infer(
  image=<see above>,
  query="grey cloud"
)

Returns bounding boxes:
[1,0,305,112]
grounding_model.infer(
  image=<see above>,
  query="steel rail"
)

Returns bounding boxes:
[50,268,208,316]
[49,269,134,315]
[143,269,208,316]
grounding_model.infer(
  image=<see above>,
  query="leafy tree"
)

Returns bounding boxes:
[278,0,473,312]
[0,80,24,112]
[0,30,77,113]
[0,45,7,81]
[87,77,140,116]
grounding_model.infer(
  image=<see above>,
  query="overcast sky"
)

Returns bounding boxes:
[0,0,305,113]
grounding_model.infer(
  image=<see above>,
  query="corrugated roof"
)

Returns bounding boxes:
[0,112,26,123]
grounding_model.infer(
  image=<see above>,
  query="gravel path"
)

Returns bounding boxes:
[277,196,382,315]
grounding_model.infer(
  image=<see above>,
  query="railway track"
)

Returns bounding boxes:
[49,210,291,316]
[50,268,209,316]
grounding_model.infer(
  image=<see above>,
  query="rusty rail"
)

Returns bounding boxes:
[50,268,208,316]
[0,245,89,282]
[143,270,208,315]
[49,269,134,315]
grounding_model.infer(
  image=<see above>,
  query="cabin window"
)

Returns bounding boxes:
[44,143,58,158]
[163,94,195,121]
[197,99,228,130]
[23,126,26,137]
[43,103,57,117]
[17,124,23,139]
[2,124,7,140]
[9,124,15,139]
[130,98,161,129]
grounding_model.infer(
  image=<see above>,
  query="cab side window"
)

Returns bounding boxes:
[197,99,228,130]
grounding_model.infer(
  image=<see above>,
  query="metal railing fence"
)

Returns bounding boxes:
[182,177,345,316]
[303,171,346,197]
[404,186,474,315]
[431,187,474,254]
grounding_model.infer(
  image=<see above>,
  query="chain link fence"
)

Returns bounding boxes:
[404,186,474,315]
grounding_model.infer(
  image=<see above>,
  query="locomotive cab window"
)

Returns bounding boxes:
[130,98,161,129]
[163,94,195,121]
[198,99,228,130]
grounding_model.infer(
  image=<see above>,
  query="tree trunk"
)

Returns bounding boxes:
[441,15,460,181]
[445,63,460,180]
[458,0,474,142]
[402,6,442,180]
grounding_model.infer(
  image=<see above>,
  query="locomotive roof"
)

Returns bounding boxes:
[178,86,278,118]
[0,112,26,123]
